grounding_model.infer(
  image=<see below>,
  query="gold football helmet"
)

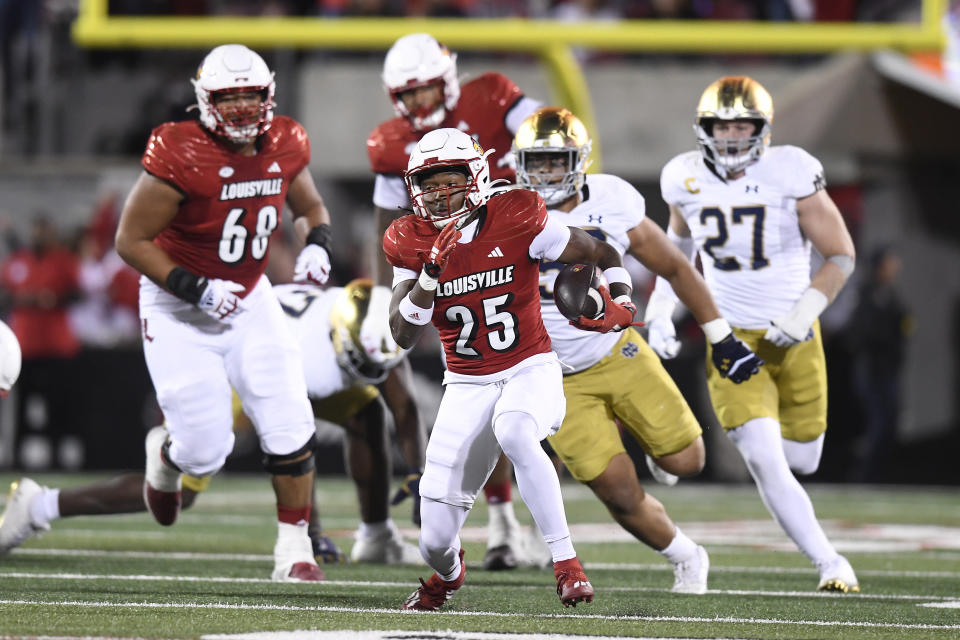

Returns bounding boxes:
[330,279,404,384]
[694,76,774,177]
[512,107,592,206]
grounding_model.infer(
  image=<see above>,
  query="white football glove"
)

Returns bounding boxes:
[197,279,245,322]
[293,244,331,286]
[763,288,827,347]
[646,316,681,359]
[359,285,401,364]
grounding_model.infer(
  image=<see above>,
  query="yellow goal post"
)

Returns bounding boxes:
[72,0,947,172]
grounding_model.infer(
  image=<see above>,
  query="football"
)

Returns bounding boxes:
[553,263,607,322]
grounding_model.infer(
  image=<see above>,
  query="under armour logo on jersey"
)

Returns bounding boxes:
[745,184,759,193]
[813,173,826,192]
[267,161,282,173]
[621,342,639,358]
[487,246,504,258]
[588,214,603,223]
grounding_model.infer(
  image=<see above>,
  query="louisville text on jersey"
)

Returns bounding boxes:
[219,178,284,201]
[435,265,515,299]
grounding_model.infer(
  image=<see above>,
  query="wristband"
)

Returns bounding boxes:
[305,223,332,252]
[613,294,633,306]
[165,266,206,305]
[398,293,433,326]
[701,317,733,344]
[603,267,631,287]
[788,287,829,329]
[418,269,438,292]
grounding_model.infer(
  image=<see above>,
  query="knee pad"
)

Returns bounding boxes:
[262,434,317,476]
[169,432,233,477]
[782,434,824,475]
[492,411,540,459]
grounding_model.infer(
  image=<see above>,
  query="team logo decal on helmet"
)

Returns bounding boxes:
[512,107,592,207]
[192,44,276,144]
[330,279,404,384]
[694,75,774,177]
[404,128,498,229]
[383,33,460,131]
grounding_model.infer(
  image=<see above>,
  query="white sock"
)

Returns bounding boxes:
[487,501,520,548]
[419,498,469,581]
[29,488,60,527]
[728,417,837,566]
[659,526,698,564]
[493,411,574,563]
[357,519,390,540]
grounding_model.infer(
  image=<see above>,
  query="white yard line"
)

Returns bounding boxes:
[11,547,960,580]
[0,598,957,631]
[1,571,958,603]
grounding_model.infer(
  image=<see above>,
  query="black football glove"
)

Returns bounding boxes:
[711,333,763,383]
[308,528,346,564]
[390,472,422,526]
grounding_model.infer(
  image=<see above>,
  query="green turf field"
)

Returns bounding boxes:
[1,473,958,639]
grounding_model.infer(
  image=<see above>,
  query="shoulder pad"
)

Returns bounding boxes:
[367,118,416,176]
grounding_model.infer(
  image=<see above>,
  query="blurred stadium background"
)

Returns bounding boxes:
[0,0,957,487]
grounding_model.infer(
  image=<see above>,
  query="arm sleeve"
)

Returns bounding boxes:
[505,96,542,134]
[392,266,418,290]
[373,174,411,209]
[529,216,572,262]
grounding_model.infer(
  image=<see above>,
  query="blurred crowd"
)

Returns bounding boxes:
[103,0,909,21]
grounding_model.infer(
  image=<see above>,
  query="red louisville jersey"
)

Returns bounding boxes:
[367,73,524,184]
[383,189,552,376]
[142,116,310,296]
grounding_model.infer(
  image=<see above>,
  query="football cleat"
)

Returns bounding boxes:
[350,524,423,565]
[0,478,49,555]
[645,454,679,487]
[309,529,347,564]
[143,425,182,526]
[273,523,326,582]
[482,544,519,571]
[554,556,594,607]
[401,548,465,611]
[671,545,709,594]
[817,555,860,593]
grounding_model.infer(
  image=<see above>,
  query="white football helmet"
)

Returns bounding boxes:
[0,320,21,398]
[694,76,774,177]
[383,33,460,131]
[192,44,276,144]
[405,128,496,229]
[330,279,404,384]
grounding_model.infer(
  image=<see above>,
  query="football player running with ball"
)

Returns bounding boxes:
[515,107,762,594]
[652,76,859,593]
[366,33,544,571]
[385,128,640,610]
[114,44,335,582]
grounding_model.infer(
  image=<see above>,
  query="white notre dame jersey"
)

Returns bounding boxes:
[660,145,825,329]
[539,174,645,373]
[273,283,352,400]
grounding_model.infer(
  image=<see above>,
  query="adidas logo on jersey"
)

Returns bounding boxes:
[268,161,282,173]
[487,247,504,258]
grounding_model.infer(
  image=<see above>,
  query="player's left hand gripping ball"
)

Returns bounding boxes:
[572,286,641,334]
[711,334,763,383]
[294,244,332,285]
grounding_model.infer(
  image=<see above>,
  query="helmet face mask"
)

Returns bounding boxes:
[330,279,404,385]
[694,76,773,177]
[383,33,460,131]
[192,44,276,144]
[513,107,592,207]
[405,128,495,229]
